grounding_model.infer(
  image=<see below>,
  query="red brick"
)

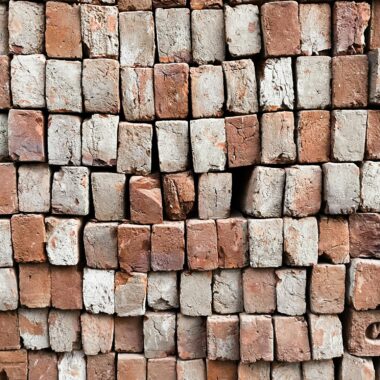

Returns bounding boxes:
[28,351,57,380]
[118,0,152,11]
[366,110,380,159]
[0,56,10,109]
[87,353,115,380]
[0,164,18,215]
[206,360,238,380]
[147,357,176,380]
[0,350,27,380]
[117,354,146,380]
[115,317,143,353]
[0,312,19,350]
[370,0,380,49]
[190,0,222,9]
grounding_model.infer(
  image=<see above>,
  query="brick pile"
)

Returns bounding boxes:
[0,0,380,379]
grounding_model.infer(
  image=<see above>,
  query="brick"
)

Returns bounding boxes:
[180,271,212,316]
[362,161,380,212]
[121,67,154,122]
[130,174,163,224]
[190,65,224,118]
[87,353,115,380]
[284,217,318,266]
[156,8,191,63]
[18,164,50,213]
[8,1,44,54]
[333,1,370,55]
[238,362,270,380]
[274,316,310,362]
[339,352,375,380]
[276,269,306,316]
[83,59,120,114]
[115,317,143,353]
[296,56,331,109]
[300,3,331,55]
[240,166,285,218]
[248,219,283,268]
[213,269,242,314]
[144,312,176,359]
[370,49,380,104]
[154,63,189,119]
[47,114,81,166]
[52,167,90,215]
[151,222,184,271]
[117,354,146,380]
[8,109,45,162]
[297,110,330,164]
[58,352,86,379]
[370,0,380,49]
[0,269,18,311]
[186,219,218,271]
[148,357,176,380]
[0,164,18,215]
[28,351,58,380]
[156,121,190,173]
[0,114,8,160]
[177,359,206,380]
[310,264,346,314]
[81,5,118,59]
[261,111,296,164]
[148,272,178,310]
[0,312,19,350]
[261,1,300,56]
[0,6,7,55]
[118,0,152,11]
[191,10,225,64]
[0,350,27,380]
[190,118,226,173]
[11,214,46,263]
[45,2,82,59]
[240,314,273,363]
[302,360,334,380]
[177,314,206,359]
[190,0,222,9]
[308,314,343,360]
[115,272,147,317]
[51,266,83,310]
[323,163,360,215]
[119,11,155,66]
[45,217,82,265]
[118,224,151,273]
[162,172,195,220]
[272,363,301,379]
[243,268,276,314]
[153,0,186,7]
[332,55,368,108]
[83,268,115,315]
[0,220,13,267]
[206,360,238,380]
[81,313,114,356]
[19,308,49,350]
[0,56,10,109]
[348,259,380,310]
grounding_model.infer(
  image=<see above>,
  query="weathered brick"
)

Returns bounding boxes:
[339,352,375,380]
[118,0,152,11]
[272,363,301,379]
[238,362,270,380]
[0,350,28,380]
[369,49,380,104]
[302,360,334,380]
[153,0,186,7]
[148,272,178,311]
[177,359,206,380]
[0,6,8,55]
[361,161,380,212]
[206,360,238,380]
[213,269,242,314]
[190,0,222,9]
[370,0,380,50]
[28,351,58,380]
[177,314,206,359]
[0,271,17,311]
[148,357,176,380]
[87,353,115,380]
[0,311,19,350]
[114,317,143,353]
[0,56,10,109]
[117,354,146,380]
[0,164,18,215]
[0,220,13,267]
[0,114,8,160]
[58,351,86,379]
[19,308,49,350]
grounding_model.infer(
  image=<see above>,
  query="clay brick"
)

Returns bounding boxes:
[0,164,18,215]
[119,11,155,66]
[223,59,258,115]
[58,352,86,379]
[148,357,176,380]
[332,55,368,108]
[177,314,206,359]
[177,359,206,380]
[310,264,346,314]
[190,118,226,173]
[323,163,360,215]
[45,2,82,59]
[297,110,330,164]
[300,3,331,55]
[272,363,301,379]
[117,122,152,175]
[8,1,44,54]
[191,10,225,64]
[333,1,370,55]
[186,219,218,271]
[28,351,58,380]
[18,164,51,213]
[115,317,143,353]
[45,217,82,265]
[47,114,81,166]
[362,161,380,212]
[0,350,28,380]
[276,269,306,316]
[51,167,90,215]
[0,312,19,350]
[81,313,114,355]
[130,174,163,225]
[191,0,222,9]
[240,314,273,363]
[81,5,119,59]
[296,56,331,109]
[180,271,212,316]
[0,6,7,55]
[0,268,18,311]
[151,222,185,271]
[206,360,238,380]
[261,111,296,164]
[121,67,154,122]
[117,354,146,380]
[8,109,45,162]
[302,360,334,380]
[274,316,310,362]
[156,121,190,173]
[148,272,178,310]
[51,266,83,310]
[11,214,46,263]
[243,268,276,314]
[261,1,300,56]
[369,49,380,105]
[83,59,120,114]
[119,0,152,11]
[115,272,147,317]
[308,314,343,360]
[0,56,10,109]
[0,220,13,267]
[144,312,176,359]
[19,308,49,350]
[19,264,51,308]
[118,224,151,273]
[370,0,380,49]
[153,0,186,7]
[238,362,270,380]
[0,115,8,160]
[339,352,375,380]
[190,65,224,118]
[87,353,115,380]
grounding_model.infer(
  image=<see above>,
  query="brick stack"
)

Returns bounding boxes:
[0,0,380,379]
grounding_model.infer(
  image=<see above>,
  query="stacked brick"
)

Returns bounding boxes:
[0,0,380,379]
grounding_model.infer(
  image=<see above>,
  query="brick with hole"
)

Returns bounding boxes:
[0,350,28,380]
